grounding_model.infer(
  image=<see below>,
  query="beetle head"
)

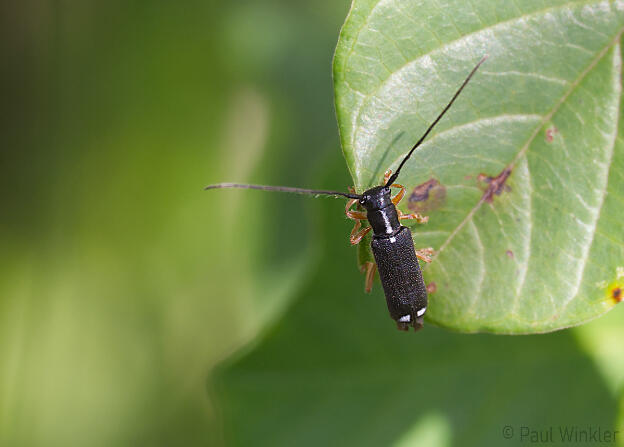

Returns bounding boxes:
[359,185,392,212]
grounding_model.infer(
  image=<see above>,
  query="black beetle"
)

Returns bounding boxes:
[205,56,486,331]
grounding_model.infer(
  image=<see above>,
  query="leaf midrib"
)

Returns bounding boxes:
[434,28,624,259]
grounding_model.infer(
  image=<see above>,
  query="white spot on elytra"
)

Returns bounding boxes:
[389,236,396,243]
[398,314,410,323]
[416,307,427,317]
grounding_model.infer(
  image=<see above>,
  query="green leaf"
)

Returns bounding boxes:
[333,0,624,333]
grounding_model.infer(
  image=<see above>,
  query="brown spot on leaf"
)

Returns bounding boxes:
[426,282,437,294]
[545,126,558,143]
[410,178,438,201]
[478,167,512,203]
[408,178,446,213]
[613,287,622,303]
[506,250,514,259]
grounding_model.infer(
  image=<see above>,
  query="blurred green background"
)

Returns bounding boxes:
[1,1,623,446]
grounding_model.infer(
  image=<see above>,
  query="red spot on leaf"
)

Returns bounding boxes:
[426,282,437,294]
[545,127,558,143]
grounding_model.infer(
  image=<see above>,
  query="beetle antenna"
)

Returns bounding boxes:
[385,55,488,187]
[204,182,361,199]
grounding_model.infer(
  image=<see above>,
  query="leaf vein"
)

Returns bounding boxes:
[435,27,623,260]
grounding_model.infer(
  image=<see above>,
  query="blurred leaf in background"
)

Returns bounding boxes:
[1,0,350,445]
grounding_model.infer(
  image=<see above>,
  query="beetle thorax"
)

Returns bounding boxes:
[359,186,400,237]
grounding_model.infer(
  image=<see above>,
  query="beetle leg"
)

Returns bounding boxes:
[415,247,434,263]
[350,220,372,245]
[346,210,367,220]
[345,188,358,214]
[361,261,377,293]
[397,208,429,224]
[383,169,393,184]
[390,183,429,223]
[390,183,406,205]
[345,194,367,221]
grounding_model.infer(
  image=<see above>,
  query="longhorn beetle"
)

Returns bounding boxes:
[205,56,487,331]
